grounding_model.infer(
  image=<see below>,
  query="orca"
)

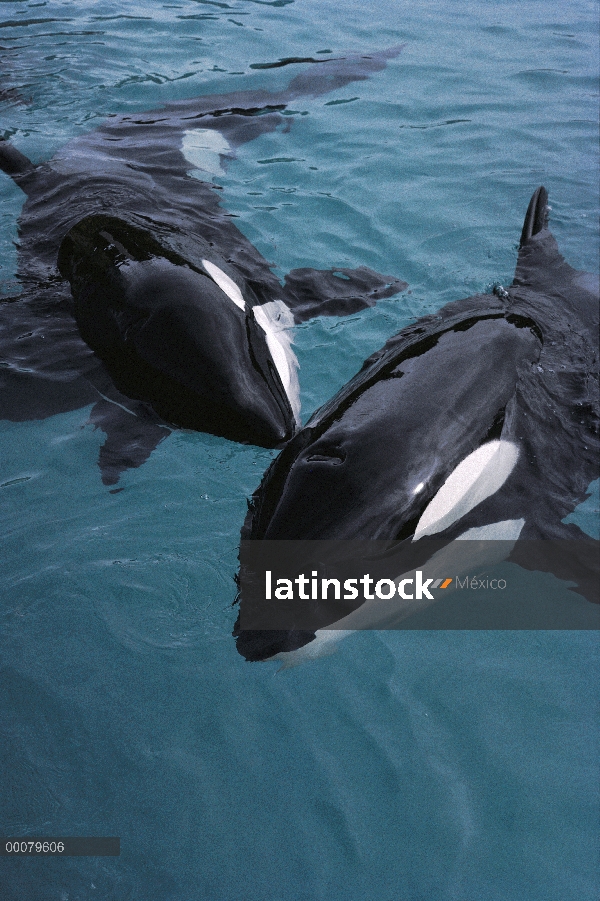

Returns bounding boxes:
[0,47,406,483]
[235,187,600,662]
[56,214,302,449]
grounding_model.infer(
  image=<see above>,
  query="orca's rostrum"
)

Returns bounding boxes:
[236,188,600,662]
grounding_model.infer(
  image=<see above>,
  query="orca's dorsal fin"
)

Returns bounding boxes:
[519,184,549,248]
[513,186,578,294]
[281,265,407,323]
[512,186,599,319]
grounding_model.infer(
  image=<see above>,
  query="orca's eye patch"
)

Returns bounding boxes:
[202,259,246,310]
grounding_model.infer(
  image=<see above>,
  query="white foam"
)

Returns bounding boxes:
[202,259,246,311]
[413,440,519,540]
[181,128,231,178]
[253,301,301,425]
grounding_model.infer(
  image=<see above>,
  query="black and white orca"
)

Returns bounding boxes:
[57,213,303,449]
[236,187,600,662]
[0,48,405,483]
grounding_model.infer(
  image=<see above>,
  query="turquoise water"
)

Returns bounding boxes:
[1,1,599,899]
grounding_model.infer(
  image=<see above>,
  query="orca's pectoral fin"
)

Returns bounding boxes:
[509,531,600,606]
[282,265,408,323]
[88,398,171,488]
[0,137,36,192]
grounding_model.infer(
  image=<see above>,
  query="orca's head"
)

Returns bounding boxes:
[245,314,540,540]
[235,312,542,662]
[58,215,300,447]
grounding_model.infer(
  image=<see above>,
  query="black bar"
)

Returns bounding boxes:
[0,838,120,856]
[238,538,600,630]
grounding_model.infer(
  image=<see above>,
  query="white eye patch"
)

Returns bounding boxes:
[413,440,519,540]
[253,301,301,425]
[181,128,231,178]
[202,259,246,311]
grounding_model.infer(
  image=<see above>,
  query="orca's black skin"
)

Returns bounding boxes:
[236,188,600,661]
[56,214,297,448]
[0,47,406,483]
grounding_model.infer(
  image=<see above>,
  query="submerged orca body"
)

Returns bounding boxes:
[236,188,600,661]
[0,48,406,483]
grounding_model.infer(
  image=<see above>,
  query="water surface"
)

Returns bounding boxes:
[0,1,598,899]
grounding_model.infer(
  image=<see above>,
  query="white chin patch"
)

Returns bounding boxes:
[202,260,246,311]
[181,128,231,178]
[413,439,519,540]
[253,301,301,425]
